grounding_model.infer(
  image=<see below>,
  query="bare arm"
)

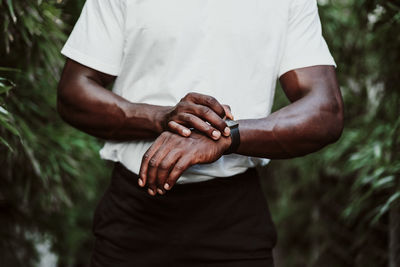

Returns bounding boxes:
[236,65,344,158]
[139,65,344,195]
[57,59,232,141]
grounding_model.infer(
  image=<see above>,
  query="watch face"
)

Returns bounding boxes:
[225,119,239,128]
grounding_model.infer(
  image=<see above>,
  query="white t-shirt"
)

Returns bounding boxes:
[61,0,336,183]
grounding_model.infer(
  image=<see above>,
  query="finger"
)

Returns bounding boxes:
[223,105,234,120]
[155,149,181,192]
[139,136,165,188]
[186,92,226,118]
[176,113,221,140]
[221,105,233,136]
[184,104,227,135]
[156,188,166,195]
[146,143,172,196]
[167,121,191,137]
[163,156,192,191]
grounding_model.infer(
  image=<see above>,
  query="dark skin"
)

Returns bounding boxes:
[57,59,344,196]
[57,59,233,141]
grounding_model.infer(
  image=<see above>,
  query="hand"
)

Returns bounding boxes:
[163,92,233,140]
[138,131,232,196]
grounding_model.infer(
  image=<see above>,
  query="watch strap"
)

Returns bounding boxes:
[224,123,240,154]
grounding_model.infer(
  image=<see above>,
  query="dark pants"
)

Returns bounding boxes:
[90,163,277,267]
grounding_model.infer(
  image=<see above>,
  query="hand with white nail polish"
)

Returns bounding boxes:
[139,130,232,196]
[162,92,233,140]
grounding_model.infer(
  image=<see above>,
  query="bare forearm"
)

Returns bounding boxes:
[57,60,232,141]
[57,61,170,140]
[57,93,169,141]
[237,95,343,159]
[236,66,344,159]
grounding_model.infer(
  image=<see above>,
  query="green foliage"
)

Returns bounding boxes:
[263,0,400,266]
[0,0,399,266]
[0,0,107,266]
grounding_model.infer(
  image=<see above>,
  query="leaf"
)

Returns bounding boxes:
[0,136,14,152]
[0,67,20,72]
[6,0,17,23]
[0,106,9,115]
[0,85,14,94]
[0,114,20,136]
[371,175,395,190]
[0,76,15,94]
[371,191,400,225]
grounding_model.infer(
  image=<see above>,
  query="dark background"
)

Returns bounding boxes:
[0,0,399,266]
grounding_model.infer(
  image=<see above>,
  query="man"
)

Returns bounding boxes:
[57,0,344,266]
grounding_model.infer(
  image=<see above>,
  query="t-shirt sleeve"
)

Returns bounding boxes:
[278,0,336,77]
[61,0,126,76]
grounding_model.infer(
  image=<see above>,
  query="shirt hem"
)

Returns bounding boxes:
[278,57,337,78]
[61,45,120,76]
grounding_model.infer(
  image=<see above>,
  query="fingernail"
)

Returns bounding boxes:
[138,178,144,187]
[212,130,221,139]
[183,129,191,136]
[164,183,170,190]
[148,188,155,195]
[157,188,164,195]
[224,127,230,136]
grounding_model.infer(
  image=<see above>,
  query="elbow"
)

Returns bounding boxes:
[56,83,74,125]
[327,111,344,144]
[319,99,344,145]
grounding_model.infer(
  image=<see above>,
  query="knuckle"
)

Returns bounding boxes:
[176,102,185,110]
[206,96,217,106]
[159,162,170,171]
[201,106,211,116]
[177,113,186,122]
[149,158,159,167]
[184,92,195,101]
[184,114,193,123]
[142,153,150,161]
[175,164,186,171]
[179,98,187,105]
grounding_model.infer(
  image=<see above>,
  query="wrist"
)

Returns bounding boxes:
[154,106,173,134]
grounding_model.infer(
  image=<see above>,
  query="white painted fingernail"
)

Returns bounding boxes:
[164,183,170,190]
[157,188,164,195]
[138,178,144,187]
[148,188,155,195]
[183,129,191,136]
[212,130,221,139]
[224,127,230,136]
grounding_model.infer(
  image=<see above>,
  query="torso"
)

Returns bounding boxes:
[101,0,291,183]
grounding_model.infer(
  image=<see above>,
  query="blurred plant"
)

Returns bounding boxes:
[0,0,108,266]
[0,0,399,266]
[265,1,400,266]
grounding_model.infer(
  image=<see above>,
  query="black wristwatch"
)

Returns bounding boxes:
[224,119,240,154]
